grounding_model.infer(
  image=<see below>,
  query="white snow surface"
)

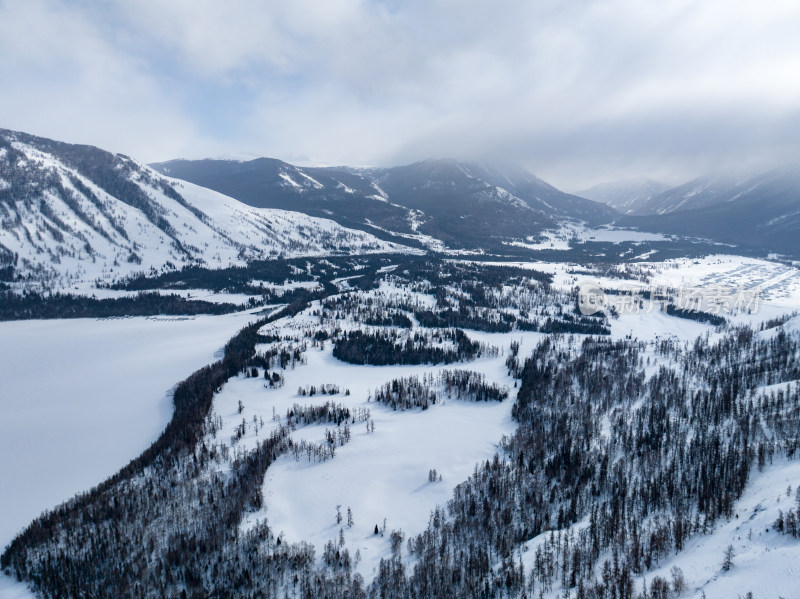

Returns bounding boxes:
[0,312,258,551]
[0,578,34,599]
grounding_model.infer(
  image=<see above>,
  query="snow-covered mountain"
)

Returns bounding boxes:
[152,157,421,247]
[577,177,671,214]
[0,129,407,290]
[627,173,744,215]
[579,173,751,216]
[152,157,617,250]
[367,159,617,247]
[618,166,800,257]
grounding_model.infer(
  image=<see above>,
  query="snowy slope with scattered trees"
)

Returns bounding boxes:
[2,258,798,598]
[0,129,408,293]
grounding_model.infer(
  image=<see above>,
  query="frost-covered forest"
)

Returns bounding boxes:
[2,256,799,598]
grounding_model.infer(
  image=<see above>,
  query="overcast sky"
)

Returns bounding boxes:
[2,0,800,190]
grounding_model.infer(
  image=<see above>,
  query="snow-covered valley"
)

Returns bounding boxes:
[2,196,800,599]
[3,256,798,598]
[0,310,263,597]
[207,322,548,580]
[2,0,800,592]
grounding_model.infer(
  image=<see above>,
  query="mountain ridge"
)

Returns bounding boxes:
[0,128,409,290]
[617,166,800,257]
[151,156,618,250]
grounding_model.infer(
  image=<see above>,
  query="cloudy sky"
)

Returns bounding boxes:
[2,0,799,189]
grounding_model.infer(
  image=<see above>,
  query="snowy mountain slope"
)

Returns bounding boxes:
[577,178,671,214]
[0,129,408,291]
[634,457,800,599]
[151,158,422,247]
[618,166,800,257]
[513,312,800,599]
[366,159,617,247]
[446,160,617,224]
[625,172,744,215]
[514,456,800,599]
[152,157,617,251]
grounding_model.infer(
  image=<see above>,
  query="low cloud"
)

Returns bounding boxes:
[2,0,799,188]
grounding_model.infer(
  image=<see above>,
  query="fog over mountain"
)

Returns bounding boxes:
[577,179,671,214]
[2,1,800,188]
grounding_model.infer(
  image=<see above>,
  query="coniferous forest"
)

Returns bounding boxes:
[2,257,799,599]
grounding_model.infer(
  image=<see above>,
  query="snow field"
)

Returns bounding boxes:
[206,306,551,580]
[0,311,258,547]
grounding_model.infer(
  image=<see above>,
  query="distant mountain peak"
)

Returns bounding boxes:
[578,178,671,214]
[151,155,617,251]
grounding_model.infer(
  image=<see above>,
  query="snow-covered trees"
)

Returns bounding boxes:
[2,257,798,599]
[372,370,508,411]
[332,327,488,366]
[383,327,800,596]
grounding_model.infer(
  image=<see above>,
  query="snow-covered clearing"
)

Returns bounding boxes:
[609,308,712,342]
[205,300,549,580]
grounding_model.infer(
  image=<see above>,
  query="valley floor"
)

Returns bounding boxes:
[210,327,547,579]
[0,311,260,598]
[2,254,799,598]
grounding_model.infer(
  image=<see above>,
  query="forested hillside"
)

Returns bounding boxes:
[3,261,798,598]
